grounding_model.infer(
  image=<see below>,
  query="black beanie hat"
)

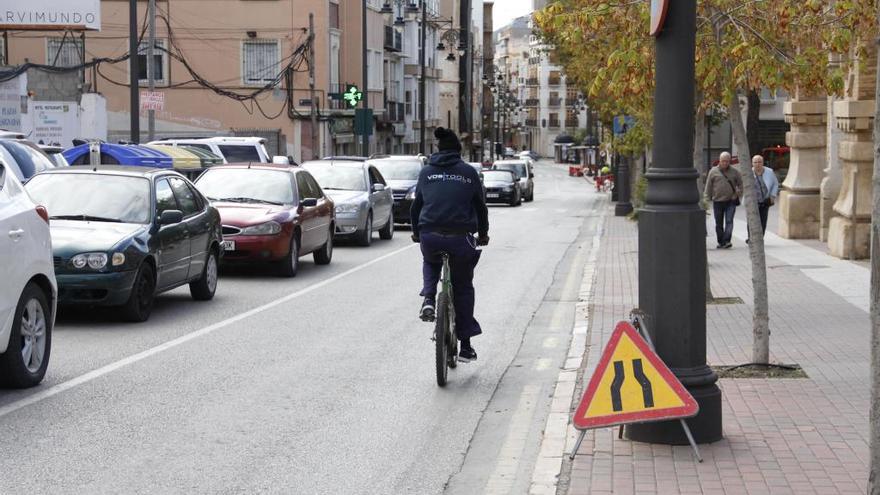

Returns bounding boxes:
[434,127,462,152]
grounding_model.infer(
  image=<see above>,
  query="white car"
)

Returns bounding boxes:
[148,137,270,164]
[0,162,56,388]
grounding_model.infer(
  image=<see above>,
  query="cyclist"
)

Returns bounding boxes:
[411,127,489,363]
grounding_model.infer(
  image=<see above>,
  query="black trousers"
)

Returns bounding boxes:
[747,201,771,241]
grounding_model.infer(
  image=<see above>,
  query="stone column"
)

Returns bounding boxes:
[777,95,826,239]
[827,46,876,259]
[819,96,844,242]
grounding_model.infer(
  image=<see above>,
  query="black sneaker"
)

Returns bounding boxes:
[420,297,435,322]
[459,342,477,363]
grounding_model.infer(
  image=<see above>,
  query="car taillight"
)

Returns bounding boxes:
[35,205,49,224]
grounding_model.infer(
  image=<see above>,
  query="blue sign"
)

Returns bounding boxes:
[613,115,635,135]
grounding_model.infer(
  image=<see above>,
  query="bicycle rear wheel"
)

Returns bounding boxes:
[435,292,450,387]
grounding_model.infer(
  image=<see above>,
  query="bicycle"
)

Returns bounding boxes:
[433,252,458,387]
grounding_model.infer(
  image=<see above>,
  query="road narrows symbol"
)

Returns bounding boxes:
[610,361,625,412]
[632,358,654,408]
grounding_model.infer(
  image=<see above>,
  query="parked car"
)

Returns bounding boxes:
[25,166,222,322]
[0,162,56,387]
[321,156,367,162]
[0,139,57,181]
[367,156,425,225]
[149,137,271,164]
[482,169,522,206]
[38,144,71,167]
[301,160,393,246]
[493,159,534,202]
[194,164,334,277]
[519,150,539,161]
[503,147,517,158]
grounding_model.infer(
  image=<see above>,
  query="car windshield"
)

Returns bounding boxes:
[494,162,527,178]
[370,159,421,180]
[26,173,151,224]
[301,163,366,191]
[483,170,514,182]
[218,145,261,163]
[195,168,294,204]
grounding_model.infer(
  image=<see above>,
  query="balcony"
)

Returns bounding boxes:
[526,77,539,86]
[327,82,354,111]
[548,119,560,128]
[383,101,405,122]
[565,118,580,128]
[523,98,539,107]
[384,26,402,52]
[525,118,538,127]
[547,97,561,107]
[548,77,561,86]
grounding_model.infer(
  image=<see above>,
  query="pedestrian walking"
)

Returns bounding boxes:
[747,154,779,243]
[704,151,743,249]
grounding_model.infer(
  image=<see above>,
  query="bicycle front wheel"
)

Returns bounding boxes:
[435,292,450,387]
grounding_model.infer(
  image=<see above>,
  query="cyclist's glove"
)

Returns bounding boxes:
[477,234,490,246]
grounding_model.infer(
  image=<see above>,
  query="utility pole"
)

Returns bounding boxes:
[418,0,427,154]
[458,0,471,142]
[308,13,319,159]
[146,0,156,142]
[128,0,140,143]
[868,11,880,493]
[626,0,722,445]
[362,1,370,157]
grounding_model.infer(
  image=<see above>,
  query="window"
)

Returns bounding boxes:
[296,173,311,201]
[137,39,167,84]
[304,173,323,198]
[155,179,177,215]
[242,39,280,85]
[169,177,200,217]
[0,36,6,66]
[218,145,261,163]
[47,37,83,67]
[368,50,383,90]
[368,167,385,186]
[329,2,340,29]
[405,91,412,115]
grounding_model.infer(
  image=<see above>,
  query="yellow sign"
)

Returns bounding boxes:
[574,321,698,429]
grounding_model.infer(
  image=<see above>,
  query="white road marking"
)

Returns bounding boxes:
[542,337,559,349]
[534,358,553,371]
[0,243,418,420]
[484,384,542,494]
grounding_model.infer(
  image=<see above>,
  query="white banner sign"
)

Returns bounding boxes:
[23,101,81,148]
[140,91,165,112]
[0,74,27,132]
[1,1,101,31]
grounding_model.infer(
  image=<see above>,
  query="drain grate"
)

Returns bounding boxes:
[708,296,744,305]
[768,264,829,270]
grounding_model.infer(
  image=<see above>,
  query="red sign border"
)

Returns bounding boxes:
[573,321,699,430]
[650,0,670,37]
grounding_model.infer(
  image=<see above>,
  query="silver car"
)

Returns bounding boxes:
[301,160,394,246]
[493,159,535,202]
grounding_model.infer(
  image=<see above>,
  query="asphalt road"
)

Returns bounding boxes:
[0,161,603,494]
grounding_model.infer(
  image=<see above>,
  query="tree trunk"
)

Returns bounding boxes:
[746,89,762,159]
[867,22,880,494]
[728,93,770,365]
[694,100,714,302]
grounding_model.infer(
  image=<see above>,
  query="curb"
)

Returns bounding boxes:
[528,208,606,494]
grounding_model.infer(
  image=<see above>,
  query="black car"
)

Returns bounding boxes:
[25,166,223,322]
[482,170,522,206]
[367,156,424,224]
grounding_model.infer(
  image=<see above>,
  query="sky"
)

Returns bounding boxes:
[492,0,533,30]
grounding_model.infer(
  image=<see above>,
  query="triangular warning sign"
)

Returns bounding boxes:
[573,321,698,430]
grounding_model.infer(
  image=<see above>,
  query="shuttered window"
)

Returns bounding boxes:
[47,37,84,67]
[242,39,280,86]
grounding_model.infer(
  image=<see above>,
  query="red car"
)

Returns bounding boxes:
[193,164,335,277]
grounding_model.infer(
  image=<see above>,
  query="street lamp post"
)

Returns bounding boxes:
[625,0,722,444]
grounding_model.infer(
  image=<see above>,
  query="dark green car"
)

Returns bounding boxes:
[25,166,223,322]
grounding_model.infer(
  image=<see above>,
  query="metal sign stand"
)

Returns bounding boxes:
[569,310,703,462]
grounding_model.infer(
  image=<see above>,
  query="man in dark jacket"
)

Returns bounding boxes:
[411,127,490,362]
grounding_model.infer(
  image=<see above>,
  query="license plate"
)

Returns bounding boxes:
[487,193,500,198]
[221,240,236,251]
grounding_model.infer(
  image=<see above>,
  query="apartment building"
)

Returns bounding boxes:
[2,0,448,161]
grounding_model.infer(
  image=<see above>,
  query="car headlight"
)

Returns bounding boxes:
[240,221,282,235]
[335,203,360,214]
[72,252,109,269]
[405,189,416,200]
[112,252,126,266]
[503,186,513,192]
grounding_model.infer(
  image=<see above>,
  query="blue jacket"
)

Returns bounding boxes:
[410,150,489,236]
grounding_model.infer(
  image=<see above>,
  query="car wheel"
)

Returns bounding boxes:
[0,283,51,388]
[514,192,522,207]
[190,249,219,301]
[314,227,333,265]
[279,233,300,278]
[357,213,373,247]
[379,211,394,240]
[121,263,156,322]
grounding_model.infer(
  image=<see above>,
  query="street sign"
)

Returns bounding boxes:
[613,115,635,135]
[573,321,698,430]
[343,85,364,108]
[0,0,101,31]
[354,108,373,136]
[650,0,670,36]
[140,91,165,112]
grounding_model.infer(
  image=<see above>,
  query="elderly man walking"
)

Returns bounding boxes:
[704,151,743,249]
[747,154,779,243]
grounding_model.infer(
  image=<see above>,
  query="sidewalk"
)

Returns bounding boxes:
[559,202,871,495]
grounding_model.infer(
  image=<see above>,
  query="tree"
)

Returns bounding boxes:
[534,0,875,364]
[869,4,880,493]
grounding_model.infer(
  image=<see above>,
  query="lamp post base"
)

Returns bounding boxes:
[625,375,723,444]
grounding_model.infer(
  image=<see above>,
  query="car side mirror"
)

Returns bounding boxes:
[158,210,184,225]
[300,198,318,208]
[372,183,386,192]
[529,173,535,179]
